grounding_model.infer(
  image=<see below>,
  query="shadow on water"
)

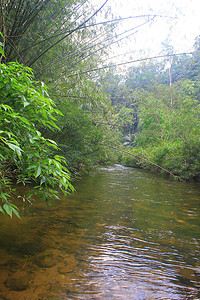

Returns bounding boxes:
[0,165,199,299]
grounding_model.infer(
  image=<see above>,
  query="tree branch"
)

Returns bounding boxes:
[64,52,193,79]
[28,0,109,67]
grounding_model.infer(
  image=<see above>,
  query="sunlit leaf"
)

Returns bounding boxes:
[0,206,5,215]
[3,203,13,218]
[6,142,22,155]
[40,176,46,185]
[35,164,41,178]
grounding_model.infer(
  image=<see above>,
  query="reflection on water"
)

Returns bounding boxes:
[0,165,199,299]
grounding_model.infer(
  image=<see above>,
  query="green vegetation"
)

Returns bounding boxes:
[0,0,121,217]
[0,0,200,218]
[0,57,74,217]
[102,38,200,181]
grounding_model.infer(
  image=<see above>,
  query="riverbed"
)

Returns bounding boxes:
[0,165,199,299]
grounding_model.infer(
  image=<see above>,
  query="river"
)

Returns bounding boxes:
[0,165,199,299]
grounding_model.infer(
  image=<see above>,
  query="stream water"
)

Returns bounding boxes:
[0,165,199,299]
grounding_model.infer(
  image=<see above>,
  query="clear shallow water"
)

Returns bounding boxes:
[0,165,199,299]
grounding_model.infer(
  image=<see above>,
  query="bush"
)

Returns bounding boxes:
[0,60,73,218]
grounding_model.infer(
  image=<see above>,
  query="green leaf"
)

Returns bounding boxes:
[36,164,41,178]
[47,139,57,145]
[0,104,12,111]
[36,131,41,136]
[17,116,31,125]
[23,101,30,107]
[3,203,21,219]
[40,176,46,185]
[6,142,22,154]
[10,203,19,210]
[3,203,13,218]
[0,206,5,215]
[0,46,5,57]
[10,206,21,219]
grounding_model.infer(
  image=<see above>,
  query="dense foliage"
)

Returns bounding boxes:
[0,0,122,217]
[1,0,200,218]
[102,39,200,180]
[0,57,76,217]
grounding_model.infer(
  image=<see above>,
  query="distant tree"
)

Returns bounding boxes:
[187,35,200,82]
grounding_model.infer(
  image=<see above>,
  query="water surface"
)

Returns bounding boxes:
[0,165,199,299]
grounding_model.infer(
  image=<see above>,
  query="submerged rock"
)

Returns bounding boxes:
[4,271,32,291]
[34,254,58,268]
[18,240,43,256]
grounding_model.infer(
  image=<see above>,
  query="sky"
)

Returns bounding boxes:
[96,0,200,66]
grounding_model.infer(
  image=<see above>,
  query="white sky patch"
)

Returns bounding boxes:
[92,0,200,66]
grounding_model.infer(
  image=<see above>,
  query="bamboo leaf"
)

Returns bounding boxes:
[10,207,21,219]
[35,164,41,178]
[0,206,5,215]
[6,142,22,155]
[3,204,13,218]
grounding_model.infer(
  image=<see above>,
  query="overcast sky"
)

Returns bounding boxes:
[97,0,200,64]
